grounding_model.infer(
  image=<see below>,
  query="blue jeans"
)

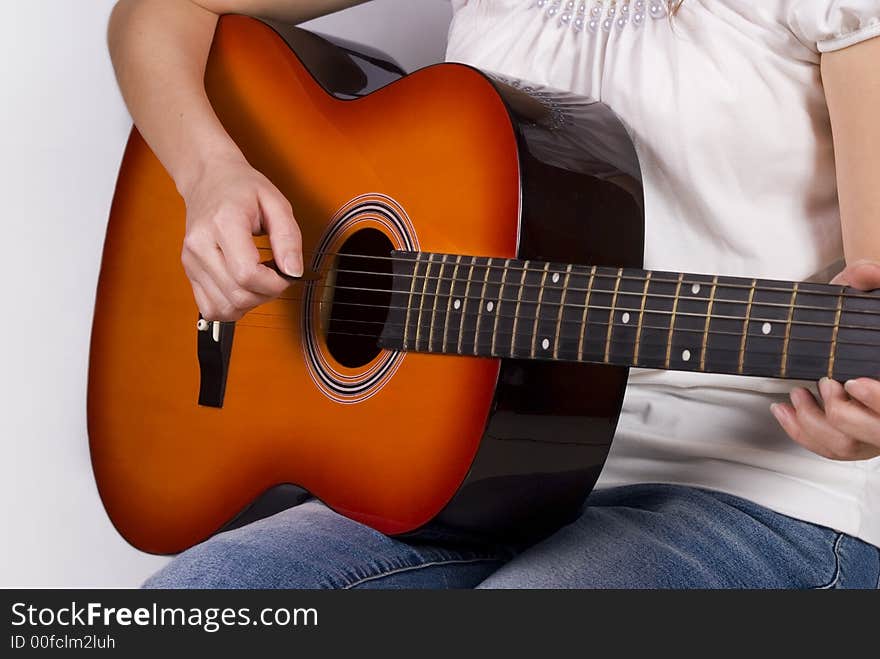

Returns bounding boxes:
[144,484,880,589]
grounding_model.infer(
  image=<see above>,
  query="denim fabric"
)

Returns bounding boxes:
[144,484,880,589]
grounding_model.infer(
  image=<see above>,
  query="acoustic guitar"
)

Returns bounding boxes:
[88,15,880,554]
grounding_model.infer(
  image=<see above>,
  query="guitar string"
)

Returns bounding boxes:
[271,284,880,334]
[272,313,880,355]
[322,266,880,318]
[236,322,875,379]
[258,248,880,303]
[242,298,880,352]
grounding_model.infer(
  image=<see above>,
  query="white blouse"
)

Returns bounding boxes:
[446,0,880,546]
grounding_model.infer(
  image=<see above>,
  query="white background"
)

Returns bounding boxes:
[0,0,452,588]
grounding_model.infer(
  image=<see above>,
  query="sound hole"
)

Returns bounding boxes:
[326,229,394,368]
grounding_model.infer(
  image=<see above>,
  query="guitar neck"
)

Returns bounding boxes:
[378,251,880,382]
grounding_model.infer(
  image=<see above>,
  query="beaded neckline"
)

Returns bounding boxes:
[532,0,673,33]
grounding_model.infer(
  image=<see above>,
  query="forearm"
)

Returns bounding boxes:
[108,0,367,196]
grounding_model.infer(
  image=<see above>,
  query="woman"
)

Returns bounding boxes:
[108,0,880,588]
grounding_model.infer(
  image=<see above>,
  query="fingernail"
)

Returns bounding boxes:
[818,377,833,398]
[770,403,787,422]
[283,255,303,278]
[844,380,864,398]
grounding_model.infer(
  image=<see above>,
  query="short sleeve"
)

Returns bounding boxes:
[786,0,880,53]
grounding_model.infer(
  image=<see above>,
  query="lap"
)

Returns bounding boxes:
[478,484,880,589]
[143,500,510,589]
[144,485,880,590]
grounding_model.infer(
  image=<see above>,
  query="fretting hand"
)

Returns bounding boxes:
[771,261,880,461]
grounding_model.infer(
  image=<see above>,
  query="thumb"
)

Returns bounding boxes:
[259,190,303,278]
[830,259,880,290]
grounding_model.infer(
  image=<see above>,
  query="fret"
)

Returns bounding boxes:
[606,268,645,367]
[669,274,715,373]
[512,263,545,358]
[663,273,685,370]
[553,265,574,360]
[630,271,678,370]
[603,268,624,364]
[632,272,653,366]
[832,287,880,382]
[699,275,719,372]
[577,266,598,362]
[582,267,617,363]
[742,279,793,377]
[509,260,531,358]
[737,280,757,375]
[427,254,448,352]
[402,253,425,351]
[459,257,490,355]
[414,253,438,352]
[780,283,799,378]
[473,257,505,356]
[703,275,751,375]
[491,258,512,357]
[456,257,477,355]
[472,257,495,356]
[828,288,844,379]
[786,282,836,381]
[441,255,463,352]
[557,265,592,361]
[529,264,552,359]
[535,263,566,361]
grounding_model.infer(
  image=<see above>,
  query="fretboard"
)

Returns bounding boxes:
[377,252,880,382]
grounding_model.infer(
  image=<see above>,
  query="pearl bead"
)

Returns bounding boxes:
[560,11,572,25]
[649,2,666,18]
[602,17,613,31]
[588,18,599,31]
[632,11,645,25]
[617,16,628,28]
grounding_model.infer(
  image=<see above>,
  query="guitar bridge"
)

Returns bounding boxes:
[197,317,236,408]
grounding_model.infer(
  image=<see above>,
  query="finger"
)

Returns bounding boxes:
[191,276,237,322]
[214,214,290,297]
[845,378,880,415]
[190,280,213,318]
[830,260,880,289]
[789,387,876,461]
[819,378,880,445]
[196,243,273,316]
[259,189,303,278]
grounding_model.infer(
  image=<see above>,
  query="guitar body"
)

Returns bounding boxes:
[88,16,644,554]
